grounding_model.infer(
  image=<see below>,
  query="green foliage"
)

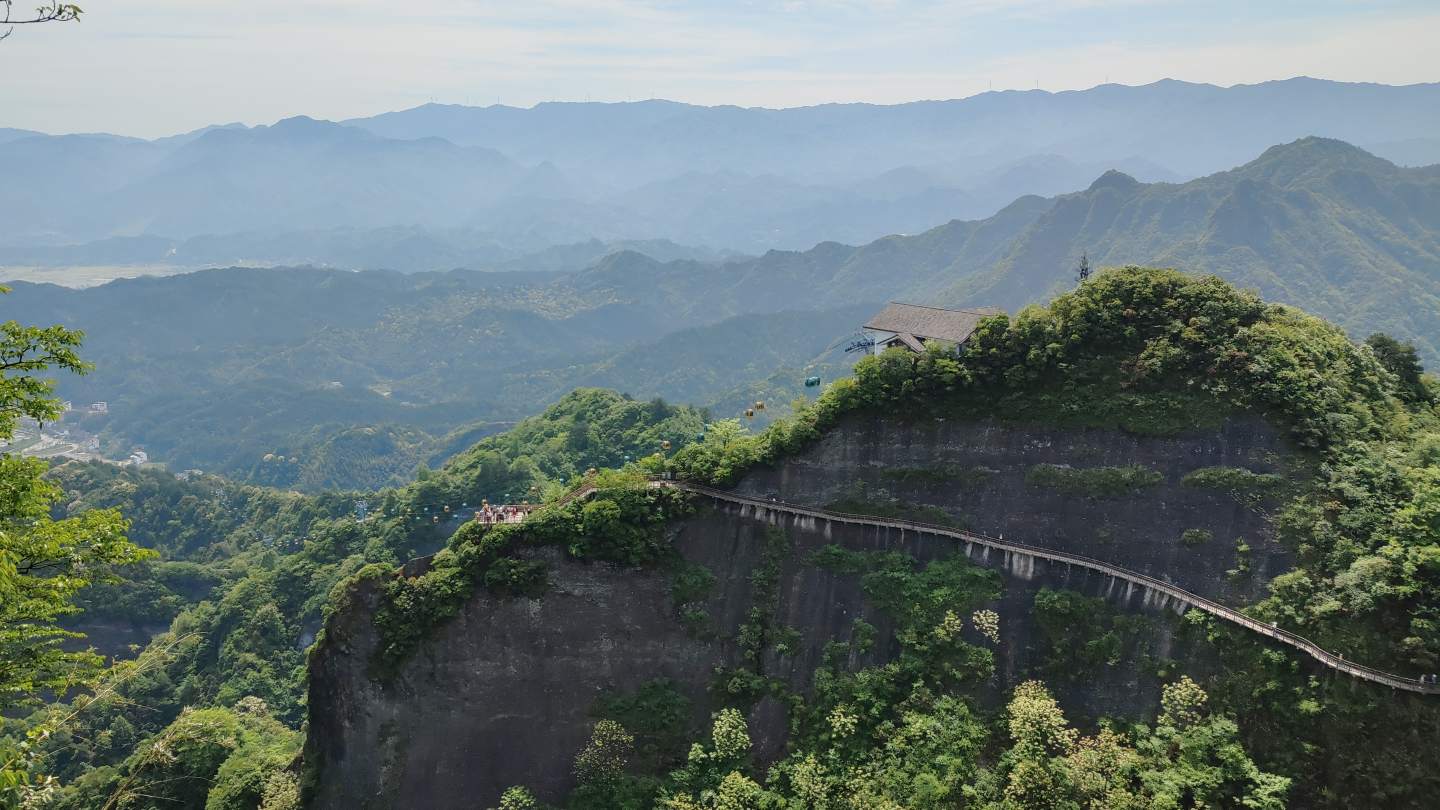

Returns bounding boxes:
[811,546,1000,643]
[481,557,549,598]
[879,463,997,487]
[0,309,90,438]
[1181,613,1440,809]
[47,460,355,561]
[0,458,146,705]
[12,507,385,806]
[663,419,764,485]
[428,389,706,506]
[0,300,152,803]
[8,387,718,805]
[669,562,716,638]
[936,138,1440,366]
[20,266,1438,808]
[673,267,1407,494]
[1366,333,1434,405]
[657,676,1285,810]
[664,709,755,806]
[1227,538,1253,580]
[1031,589,1154,680]
[825,481,961,527]
[495,786,538,810]
[972,609,1000,644]
[574,720,635,789]
[10,264,865,491]
[372,477,693,677]
[70,559,222,625]
[594,680,694,774]
[1181,465,1287,504]
[794,549,999,772]
[791,693,988,809]
[203,701,302,810]
[42,697,299,810]
[669,562,715,608]
[569,720,661,810]
[1181,528,1213,548]
[738,528,790,669]
[669,269,1440,699]
[1024,463,1164,498]
[982,679,1288,810]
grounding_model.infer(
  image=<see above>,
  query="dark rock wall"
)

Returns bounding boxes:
[307,416,1292,809]
[307,546,721,810]
[735,414,1293,605]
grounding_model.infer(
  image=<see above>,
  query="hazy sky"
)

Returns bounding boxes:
[3,0,1437,138]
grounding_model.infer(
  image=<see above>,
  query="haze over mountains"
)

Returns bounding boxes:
[4,78,1439,269]
[348,78,1440,183]
[7,135,1437,489]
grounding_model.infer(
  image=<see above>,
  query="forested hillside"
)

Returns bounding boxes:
[561,138,1440,359]
[937,138,1440,360]
[308,268,1440,809]
[4,389,707,808]
[8,267,1440,808]
[5,138,1438,489]
[2,266,875,488]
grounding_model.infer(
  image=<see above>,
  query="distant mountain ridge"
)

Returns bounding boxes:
[347,78,1440,183]
[0,231,741,277]
[5,78,1438,258]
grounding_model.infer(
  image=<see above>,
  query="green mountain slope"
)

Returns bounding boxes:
[558,193,1052,321]
[16,268,1440,810]
[559,138,1440,361]
[6,139,1437,487]
[937,138,1440,358]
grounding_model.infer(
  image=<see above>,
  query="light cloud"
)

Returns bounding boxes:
[0,0,1435,136]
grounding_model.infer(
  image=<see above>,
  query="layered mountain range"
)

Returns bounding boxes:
[5,136,1437,489]
[4,78,1439,262]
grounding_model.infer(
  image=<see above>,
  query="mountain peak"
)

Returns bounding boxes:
[1260,136,1375,160]
[267,115,344,134]
[1088,169,1141,193]
[1238,137,1392,186]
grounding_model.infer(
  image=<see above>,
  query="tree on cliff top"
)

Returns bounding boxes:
[1366,332,1434,404]
[1,288,149,803]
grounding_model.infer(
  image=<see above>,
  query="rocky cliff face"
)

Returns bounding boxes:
[306,416,1294,809]
[307,546,720,809]
[734,414,1293,605]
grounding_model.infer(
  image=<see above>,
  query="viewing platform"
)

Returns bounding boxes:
[472,503,540,525]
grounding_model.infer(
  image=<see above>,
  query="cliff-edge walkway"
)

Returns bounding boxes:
[598,478,1438,696]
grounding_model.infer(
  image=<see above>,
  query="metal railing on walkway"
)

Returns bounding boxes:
[652,479,1440,696]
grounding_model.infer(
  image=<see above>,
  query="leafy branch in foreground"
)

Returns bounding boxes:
[0,2,82,41]
[0,289,150,799]
[0,633,195,808]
